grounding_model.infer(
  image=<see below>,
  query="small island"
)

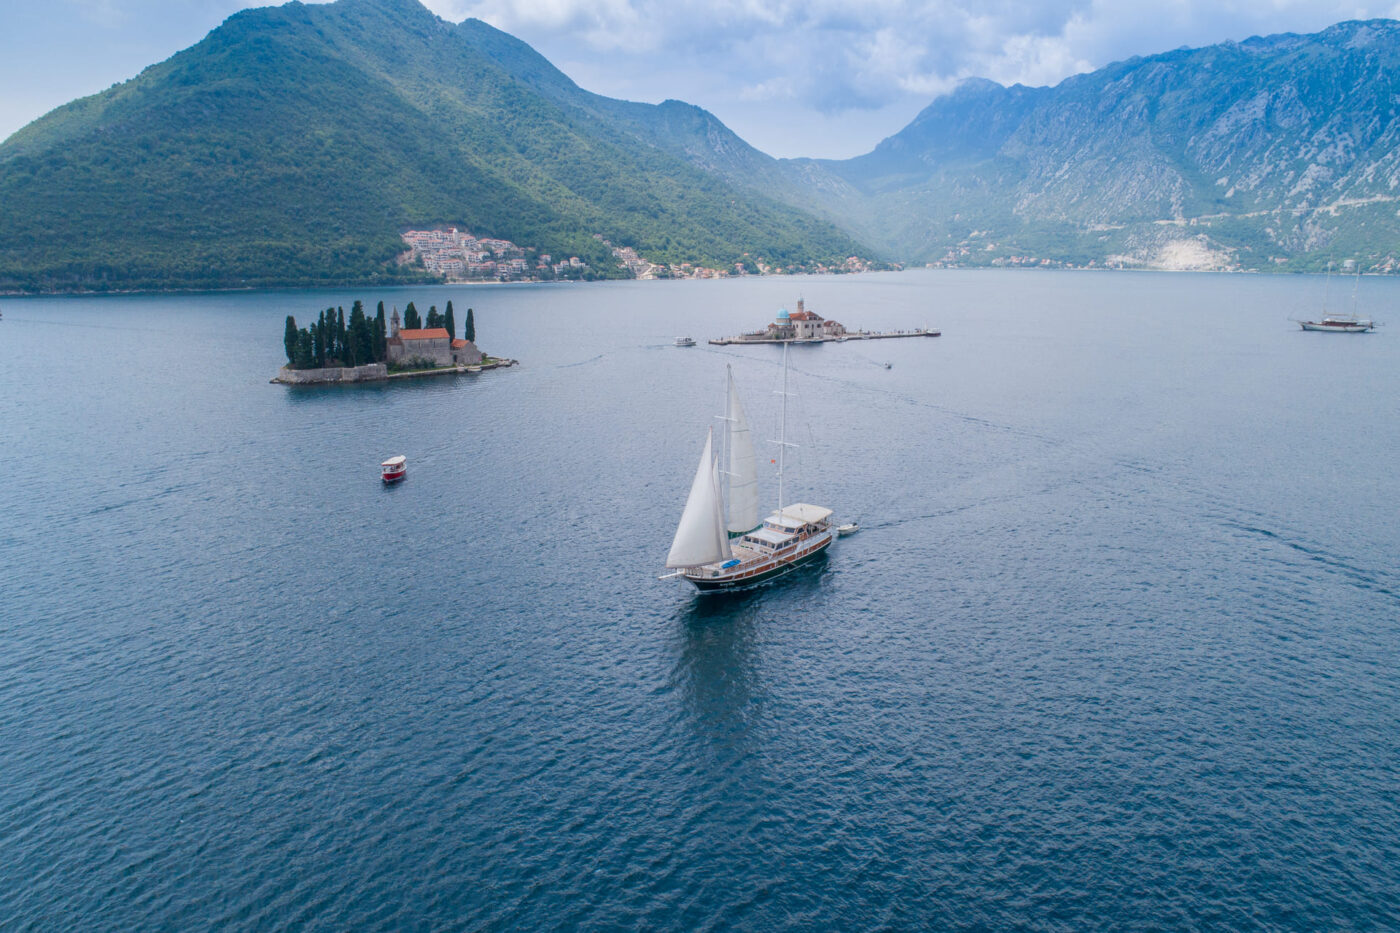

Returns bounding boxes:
[708,299,940,345]
[272,299,516,384]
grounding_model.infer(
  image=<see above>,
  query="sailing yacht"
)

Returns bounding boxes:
[662,349,834,593]
[1300,260,1377,332]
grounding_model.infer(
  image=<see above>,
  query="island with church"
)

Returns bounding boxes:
[707,299,939,345]
[272,298,516,384]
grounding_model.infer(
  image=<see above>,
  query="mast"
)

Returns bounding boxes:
[778,341,788,513]
[766,343,798,520]
[723,366,732,525]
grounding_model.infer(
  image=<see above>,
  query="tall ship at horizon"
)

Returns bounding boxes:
[662,349,835,593]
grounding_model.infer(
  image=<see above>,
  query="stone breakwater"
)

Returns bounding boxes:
[272,360,517,385]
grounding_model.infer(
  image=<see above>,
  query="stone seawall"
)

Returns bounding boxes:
[272,359,518,385]
[272,363,388,384]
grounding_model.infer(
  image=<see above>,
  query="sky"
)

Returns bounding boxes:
[2,0,1397,158]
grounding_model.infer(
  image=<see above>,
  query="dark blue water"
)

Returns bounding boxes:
[2,271,1399,930]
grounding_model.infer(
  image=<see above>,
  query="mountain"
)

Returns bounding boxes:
[786,20,1400,271]
[9,6,1400,291]
[0,0,866,292]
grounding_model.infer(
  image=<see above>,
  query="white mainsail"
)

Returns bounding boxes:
[725,367,760,534]
[666,428,733,568]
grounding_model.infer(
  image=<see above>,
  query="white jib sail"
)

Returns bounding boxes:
[725,368,760,534]
[666,428,733,568]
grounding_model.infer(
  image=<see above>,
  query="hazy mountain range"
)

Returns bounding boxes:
[3,0,1400,292]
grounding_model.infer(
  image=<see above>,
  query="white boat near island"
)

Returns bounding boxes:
[662,346,835,593]
[675,336,696,347]
[381,455,407,484]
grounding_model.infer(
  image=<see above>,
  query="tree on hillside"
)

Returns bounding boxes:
[465,306,476,342]
[284,315,298,364]
[445,301,455,340]
[404,301,421,330]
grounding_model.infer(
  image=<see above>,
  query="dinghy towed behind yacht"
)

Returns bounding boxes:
[662,346,835,593]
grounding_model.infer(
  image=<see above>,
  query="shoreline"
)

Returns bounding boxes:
[0,265,1362,298]
[271,358,518,385]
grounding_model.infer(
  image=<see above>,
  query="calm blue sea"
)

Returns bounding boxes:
[2,270,1398,930]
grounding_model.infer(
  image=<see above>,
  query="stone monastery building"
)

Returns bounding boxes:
[385,308,483,367]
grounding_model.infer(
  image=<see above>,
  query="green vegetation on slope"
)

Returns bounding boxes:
[0,0,866,293]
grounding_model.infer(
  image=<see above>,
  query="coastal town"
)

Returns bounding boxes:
[401,228,888,283]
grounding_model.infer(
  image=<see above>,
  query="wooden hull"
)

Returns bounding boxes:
[686,533,832,592]
[1300,321,1372,332]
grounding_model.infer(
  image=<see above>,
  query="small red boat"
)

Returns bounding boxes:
[381,455,407,484]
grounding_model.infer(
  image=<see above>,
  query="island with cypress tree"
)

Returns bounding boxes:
[272,298,513,384]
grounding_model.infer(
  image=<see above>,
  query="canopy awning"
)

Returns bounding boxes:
[768,503,833,527]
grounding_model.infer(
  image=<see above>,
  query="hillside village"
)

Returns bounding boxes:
[401,228,886,283]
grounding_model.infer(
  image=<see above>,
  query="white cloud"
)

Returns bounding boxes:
[4,0,1393,155]
[418,0,1394,154]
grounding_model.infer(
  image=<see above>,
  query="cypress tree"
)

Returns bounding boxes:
[314,311,326,367]
[445,301,456,340]
[295,329,314,368]
[337,307,347,362]
[348,301,364,366]
[283,315,298,364]
[374,302,387,362]
[349,302,372,366]
[425,305,441,329]
[404,301,421,330]
[465,307,476,343]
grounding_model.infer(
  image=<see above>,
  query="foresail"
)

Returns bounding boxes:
[666,429,732,568]
[726,371,760,534]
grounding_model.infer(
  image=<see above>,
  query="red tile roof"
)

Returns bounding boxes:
[397,328,450,341]
[451,339,469,348]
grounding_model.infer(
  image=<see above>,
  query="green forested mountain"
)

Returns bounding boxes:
[10,3,1400,291]
[772,20,1400,271]
[0,0,865,292]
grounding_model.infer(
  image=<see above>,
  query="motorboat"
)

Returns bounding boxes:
[381,455,407,484]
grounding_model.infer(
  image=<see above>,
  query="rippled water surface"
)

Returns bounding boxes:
[2,270,1399,930]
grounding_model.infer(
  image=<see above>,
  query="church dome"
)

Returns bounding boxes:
[776,308,790,321]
